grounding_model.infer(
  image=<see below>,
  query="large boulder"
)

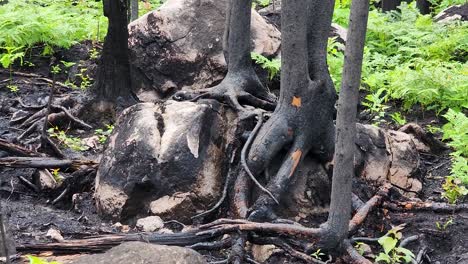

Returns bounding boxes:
[94,101,236,221]
[69,242,207,264]
[128,0,281,100]
[95,100,424,222]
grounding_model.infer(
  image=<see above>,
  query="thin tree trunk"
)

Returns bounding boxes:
[130,0,139,22]
[381,0,401,12]
[225,0,253,73]
[93,0,132,102]
[325,0,370,249]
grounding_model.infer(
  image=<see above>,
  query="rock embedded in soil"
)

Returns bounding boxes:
[128,0,281,99]
[69,241,207,264]
[136,216,164,232]
[94,100,237,221]
[355,124,423,196]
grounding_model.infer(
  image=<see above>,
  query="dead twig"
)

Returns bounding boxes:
[0,70,70,89]
[0,157,97,170]
[0,139,42,157]
[384,201,468,213]
[349,184,391,234]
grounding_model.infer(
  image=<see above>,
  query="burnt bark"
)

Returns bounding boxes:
[246,0,337,220]
[173,0,276,112]
[322,0,370,249]
[381,0,401,12]
[93,0,133,103]
[129,0,139,22]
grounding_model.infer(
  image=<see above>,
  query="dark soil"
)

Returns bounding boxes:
[1,41,466,264]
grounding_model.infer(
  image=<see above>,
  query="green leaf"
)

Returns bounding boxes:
[375,252,391,263]
[378,236,398,254]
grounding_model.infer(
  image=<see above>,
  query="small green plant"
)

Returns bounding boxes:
[361,88,390,125]
[48,127,88,152]
[250,52,281,80]
[375,225,415,263]
[28,255,60,264]
[310,248,325,259]
[51,65,61,75]
[426,124,442,134]
[49,168,63,183]
[390,112,407,126]
[95,124,114,144]
[6,84,18,93]
[355,242,367,255]
[442,176,468,204]
[89,48,100,60]
[75,68,93,89]
[60,60,76,69]
[436,217,453,231]
[252,0,270,8]
[0,46,24,69]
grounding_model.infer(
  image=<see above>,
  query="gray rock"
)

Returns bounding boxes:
[94,101,236,221]
[128,0,281,99]
[136,216,164,232]
[435,4,468,23]
[69,242,207,264]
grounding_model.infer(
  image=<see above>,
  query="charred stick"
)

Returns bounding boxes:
[0,157,97,170]
[348,184,391,234]
[400,235,421,248]
[51,105,92,129]
[0,200,11,264]
[0,139,42,157]
[17,176,39,192]
[384,201,468,213]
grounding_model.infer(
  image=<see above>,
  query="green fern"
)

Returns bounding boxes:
[251,52,281,80]
[0,0,107,68]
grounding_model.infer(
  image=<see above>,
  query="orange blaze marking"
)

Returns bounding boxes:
[291,96,301,108]
[289,149,302,177]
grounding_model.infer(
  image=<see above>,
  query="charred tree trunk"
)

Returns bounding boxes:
[322,0,370,249]
[173,0,276,112]
[416,0,432,14]
[381,0,401,12]
[129,0,139,22]
[246,0,336,221]
[93,0,133,103]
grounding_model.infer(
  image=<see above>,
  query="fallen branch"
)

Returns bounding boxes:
[384,201,468,213]
[0,157,97,170]
[0,139,42,157]
[349,184,391,233]
[0,70,71,90]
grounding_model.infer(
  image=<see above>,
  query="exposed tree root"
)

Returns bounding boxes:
[342,240,372,264]
[241,112,278,204]
[172,74,276,113]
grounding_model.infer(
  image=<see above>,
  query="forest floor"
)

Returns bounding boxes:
[1,42,467,264]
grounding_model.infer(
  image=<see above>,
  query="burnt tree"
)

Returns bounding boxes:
[173,0,276,112]
[93,0,133,103]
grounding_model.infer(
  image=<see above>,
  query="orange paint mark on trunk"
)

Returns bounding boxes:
[291,96,301,108]
[289,149,302,177]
